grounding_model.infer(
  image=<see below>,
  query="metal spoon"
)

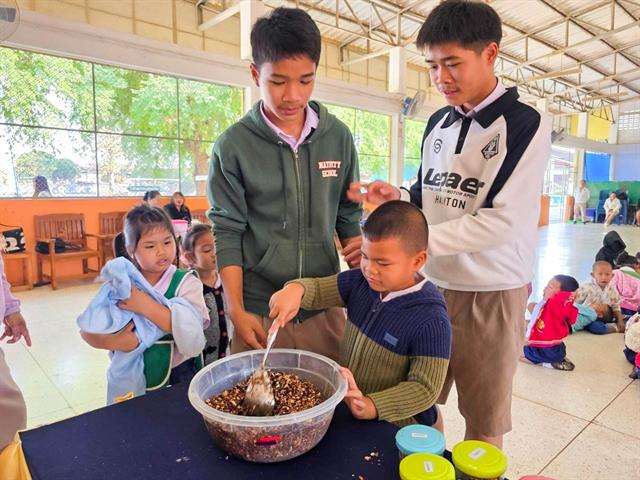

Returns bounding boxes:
[242,327,279,416]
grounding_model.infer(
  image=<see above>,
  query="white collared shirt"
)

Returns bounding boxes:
[381,274,428,303]
[455,80,507,117]
[260,103,319,152]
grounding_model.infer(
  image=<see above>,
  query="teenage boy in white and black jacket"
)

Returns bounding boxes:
[348,0,550,448]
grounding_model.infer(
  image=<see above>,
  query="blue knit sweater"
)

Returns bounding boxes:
[295,268,451,425]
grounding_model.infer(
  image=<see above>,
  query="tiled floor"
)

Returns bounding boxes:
[4,223,640,479]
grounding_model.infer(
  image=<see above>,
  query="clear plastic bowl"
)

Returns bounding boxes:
[188,348,347,463]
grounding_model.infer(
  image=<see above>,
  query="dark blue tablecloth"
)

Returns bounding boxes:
[21,381,400,479]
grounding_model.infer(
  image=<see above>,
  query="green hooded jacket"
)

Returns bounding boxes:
[207,101,362,320]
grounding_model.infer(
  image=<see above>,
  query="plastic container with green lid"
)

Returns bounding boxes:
[396,425,446,459]
[452,440,508,479]
[399,453,456,480]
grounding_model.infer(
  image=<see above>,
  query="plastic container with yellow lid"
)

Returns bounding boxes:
[451,440,508,480]
[399,453,456,480]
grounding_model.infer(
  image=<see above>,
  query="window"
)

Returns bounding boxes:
[542,146,575,223]
[403,119,426,188]
[618,110,640,131]
[326,104,391,182]
[0,47,244,198]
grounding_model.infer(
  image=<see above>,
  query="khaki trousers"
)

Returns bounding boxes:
[231,308,346,363]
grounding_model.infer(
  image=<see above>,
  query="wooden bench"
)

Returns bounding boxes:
[34,214,101,290]
[3,251,34,291]
[98,211,127,266]
[191,209,211,225]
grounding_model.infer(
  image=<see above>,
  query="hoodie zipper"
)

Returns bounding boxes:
[291,147,304,281]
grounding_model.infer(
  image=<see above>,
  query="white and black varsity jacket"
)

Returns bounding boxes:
[401,87,551,292]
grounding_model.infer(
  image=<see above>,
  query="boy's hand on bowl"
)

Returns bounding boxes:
[340,367,377,420]
[268,283,305,332]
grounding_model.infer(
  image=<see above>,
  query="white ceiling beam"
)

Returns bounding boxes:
[197,2,241,32]
[340,46,393,67]
[500,20,640,74]
[523,66,582,83]
[585,92,629,100]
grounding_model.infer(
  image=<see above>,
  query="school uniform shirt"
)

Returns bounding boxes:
[401,85,551,292]
[575,279,622,314]
[604,197,621,213]
[574,187,590,204]
[152,264,209,367]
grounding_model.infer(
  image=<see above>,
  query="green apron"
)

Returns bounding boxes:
[143,269,203,391]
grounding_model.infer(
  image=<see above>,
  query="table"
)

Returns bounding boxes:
[20,381,401,480]
[3,251,33,291]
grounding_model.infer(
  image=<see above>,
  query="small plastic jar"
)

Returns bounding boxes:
[395,425,446,459]
[518,477,557,480]
[451,440,508,480]
[399,453,456,480]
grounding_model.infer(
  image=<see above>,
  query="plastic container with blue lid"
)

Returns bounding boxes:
[395,425,446,459]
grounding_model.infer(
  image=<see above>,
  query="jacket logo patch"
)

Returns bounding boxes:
[423,168,485,195]
[383,332,398,347]
[481,134,500,160]
[433,138,443,153]
[318,160,341,178]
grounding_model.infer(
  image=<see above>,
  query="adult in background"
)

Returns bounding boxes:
[142,190,162,208]
[616,184,629,201]
[573,179,590,224]
[32,175,51,198]
[603,192,621,228]
[164,192,192,223]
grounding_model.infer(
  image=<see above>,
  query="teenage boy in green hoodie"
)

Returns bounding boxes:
[207,7,362,361]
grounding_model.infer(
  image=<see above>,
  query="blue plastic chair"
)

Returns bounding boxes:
[616,199,628,225]
[596,190,609,223]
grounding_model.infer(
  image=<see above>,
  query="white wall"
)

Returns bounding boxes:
[619,128,640,144]
[613,144,640,181]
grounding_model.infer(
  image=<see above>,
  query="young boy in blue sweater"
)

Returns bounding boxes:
[269,201,451,428]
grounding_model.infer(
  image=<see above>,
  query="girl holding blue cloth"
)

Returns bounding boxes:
[79,206,208,403]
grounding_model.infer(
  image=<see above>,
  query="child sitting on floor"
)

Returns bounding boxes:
[624,313,640,379]
[595,230,626,268]
[269,201,451,429]
[612,253,640,316]
[182,224,231,364]
[575,261,626,333]
[522,275,579,371]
